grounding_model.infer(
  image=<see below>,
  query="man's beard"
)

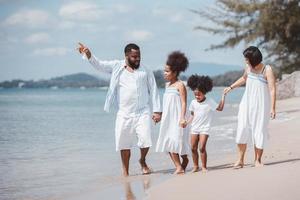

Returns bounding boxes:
[127,59,140,69]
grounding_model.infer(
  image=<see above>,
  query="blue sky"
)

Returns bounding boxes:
[0,0,246,81]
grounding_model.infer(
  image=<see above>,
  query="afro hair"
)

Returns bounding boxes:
[187,74,213,94]
[166,51,189,76]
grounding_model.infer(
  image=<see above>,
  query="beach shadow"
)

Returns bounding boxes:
[151,168,175,174]
[150,164,250,174]
[205,163,253,171]
[208,163,234,171]
[265,158,300,166]
[206,163,248,171]
[207,158,300,170]
[278,109,300,114]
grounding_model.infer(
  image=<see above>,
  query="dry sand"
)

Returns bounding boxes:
[146,97,300,200]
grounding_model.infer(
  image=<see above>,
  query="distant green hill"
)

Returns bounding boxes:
[153,62,243,88]
[212,70,244,86]
[0,70,244,89]
[153,69,243,88]
[0,73,109,88]
[184,62,243,76]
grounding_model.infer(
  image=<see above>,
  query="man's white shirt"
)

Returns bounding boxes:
[84,54,161,115]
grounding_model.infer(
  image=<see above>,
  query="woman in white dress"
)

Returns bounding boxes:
[156,51,190,174]
[224,46,276,168]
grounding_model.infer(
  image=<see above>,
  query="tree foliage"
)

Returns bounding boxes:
[192,0,300,74]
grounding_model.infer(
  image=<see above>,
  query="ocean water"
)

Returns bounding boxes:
[0,87,244,200]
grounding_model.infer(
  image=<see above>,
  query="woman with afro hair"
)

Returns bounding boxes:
[155,51,190,174]
[187,75,225,172]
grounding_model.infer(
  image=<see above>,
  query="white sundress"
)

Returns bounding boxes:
[156,87,190,155]
[236,65,271,149]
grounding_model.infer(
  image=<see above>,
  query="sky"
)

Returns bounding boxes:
[0,0,246,81]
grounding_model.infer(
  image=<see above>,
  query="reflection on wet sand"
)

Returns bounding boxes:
[122,176,151,200]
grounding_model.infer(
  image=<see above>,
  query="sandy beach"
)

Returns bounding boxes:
[146,97,300,200]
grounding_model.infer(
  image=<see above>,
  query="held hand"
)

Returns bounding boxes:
[77,42,91,59]
[270,110,276,119]
[152,113,162,124]
[223,87,232,95]
[179,119,187,128]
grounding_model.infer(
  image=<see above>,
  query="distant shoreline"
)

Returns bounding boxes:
[0,70,244,89]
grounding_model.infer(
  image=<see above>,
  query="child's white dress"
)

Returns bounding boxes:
[236,65,271,149]
[156,87,189,155]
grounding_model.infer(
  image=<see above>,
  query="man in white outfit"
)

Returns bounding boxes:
[77,42,162,176]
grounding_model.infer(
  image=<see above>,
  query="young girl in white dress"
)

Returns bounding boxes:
[156,51,190,174]
[224,46,276,168]
[187,75,226,172]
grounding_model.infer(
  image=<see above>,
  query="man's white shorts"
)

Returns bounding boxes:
[115,113,152,151]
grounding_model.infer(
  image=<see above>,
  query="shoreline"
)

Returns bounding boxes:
[146,97,300,200]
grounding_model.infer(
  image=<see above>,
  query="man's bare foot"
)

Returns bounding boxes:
[233,161,244,169]
[201,168,208,173]
[191,166,200,173]
[142,167,152,175]
[139,159,152,175]
[123,171,129,177]
[254,161,264,167]
[181,157,189,171]
[173,167,184,175]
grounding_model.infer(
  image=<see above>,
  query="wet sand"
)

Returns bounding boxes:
[146,97,300,200]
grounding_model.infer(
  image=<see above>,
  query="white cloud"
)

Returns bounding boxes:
[3,9,50,27]
[152,8,184,23]
[33,47,70,56]
[126,30,153,42]
[24,33,50,44]
[59,1,104,21]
